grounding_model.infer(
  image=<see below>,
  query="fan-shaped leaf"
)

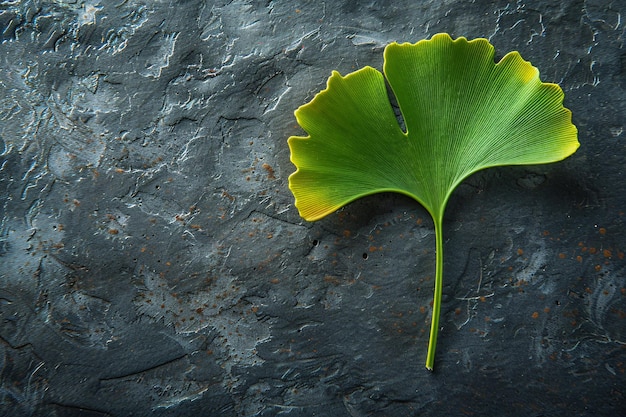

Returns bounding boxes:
[287,33,579,370]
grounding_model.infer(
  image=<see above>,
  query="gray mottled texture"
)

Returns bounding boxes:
[0,1,624,416]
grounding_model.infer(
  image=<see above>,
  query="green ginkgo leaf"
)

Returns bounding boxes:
[288,33,579,371]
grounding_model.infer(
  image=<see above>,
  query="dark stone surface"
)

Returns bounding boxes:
[0,1,624,416]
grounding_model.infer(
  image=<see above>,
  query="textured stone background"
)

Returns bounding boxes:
[0,1,625,416]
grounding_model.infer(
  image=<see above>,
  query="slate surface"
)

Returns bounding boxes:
[0,1,625,416]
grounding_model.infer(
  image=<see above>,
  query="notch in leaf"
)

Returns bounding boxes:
[287,33,579,371]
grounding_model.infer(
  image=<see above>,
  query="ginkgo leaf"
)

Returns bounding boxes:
[287,33,579,371]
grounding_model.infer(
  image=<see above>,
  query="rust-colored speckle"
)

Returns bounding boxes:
[603,249,612,258]
[324,275,341,285]
[599,227,607,235]
[531,311,540,319]
[558,253,566,259]
[262,163,276,179]
[517,248,524,256]
[222,191,235,201]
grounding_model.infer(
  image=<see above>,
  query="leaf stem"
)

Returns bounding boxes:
[425,215,444,371]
